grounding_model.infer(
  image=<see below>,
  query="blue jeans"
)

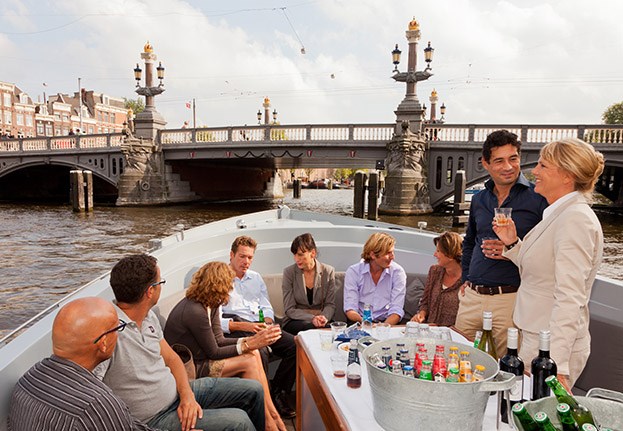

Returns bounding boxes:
[147,377,264,431]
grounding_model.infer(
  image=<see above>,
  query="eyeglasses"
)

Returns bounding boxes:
[93,319,127,344]
[150,279,166,288]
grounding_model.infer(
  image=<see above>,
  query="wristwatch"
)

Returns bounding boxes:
[505,239,519,250]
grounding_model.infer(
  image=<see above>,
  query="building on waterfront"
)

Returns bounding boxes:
[0,80,127,138]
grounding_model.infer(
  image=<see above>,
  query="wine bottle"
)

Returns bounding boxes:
[499,327,524,423]
[546,375,598,428]
[530,330,557,400]
[477,311,497,360]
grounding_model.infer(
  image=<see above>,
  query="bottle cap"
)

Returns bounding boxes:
[533,412,549,423]
[475,365,485,371]
[507,327,519,348]
[556,403,570,413]
[483,311,493,319]
[511,403,525,413]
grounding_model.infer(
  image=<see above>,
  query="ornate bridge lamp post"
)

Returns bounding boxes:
[116,42,168,206]
[132,41,167,140]
[379,17,435,215]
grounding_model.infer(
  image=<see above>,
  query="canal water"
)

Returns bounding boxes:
[1,189,621,338]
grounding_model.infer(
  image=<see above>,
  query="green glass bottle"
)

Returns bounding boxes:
[511,403,540,431]
[533,411,560,431]
[258,307,265,323]
[477,311,497,360]
[556,403,579,431]
[545,375,597,428]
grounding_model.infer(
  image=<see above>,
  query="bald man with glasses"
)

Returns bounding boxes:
[8,297,158,431]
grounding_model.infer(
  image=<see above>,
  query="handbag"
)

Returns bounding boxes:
[171,343,196,381]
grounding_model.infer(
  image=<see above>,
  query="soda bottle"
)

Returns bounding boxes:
[432,345,447,378]
[447,353,459,376]
[362,304,373,333]
[459,351,472,382]
[391,359,403,375]
[545,375,597,428]
[530,330,557,400]
[445,367,459,383]
[477,311,497,360]
[499,327,525,423]
[472,365,486,382]
[258,306,265,323]
[511,403,540,431]
[556,403,579,431]
[346,339,361,388]
[419,359,433,380]
[399,347,411,367]
[418,345,429,376]
[381,346,392,370]
[449,345,459,358]
[402,365,414,378]
[533,412,559,431]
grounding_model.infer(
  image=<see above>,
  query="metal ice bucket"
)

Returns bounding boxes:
[363,337,514,431]
[512,387,623,430]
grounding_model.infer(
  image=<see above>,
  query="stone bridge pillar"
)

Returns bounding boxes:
[116,128,167,206]
[379,121,432,214]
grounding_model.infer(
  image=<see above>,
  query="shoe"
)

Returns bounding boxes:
[272,390,296,419]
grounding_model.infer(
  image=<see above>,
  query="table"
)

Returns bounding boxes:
[295,327,529,431]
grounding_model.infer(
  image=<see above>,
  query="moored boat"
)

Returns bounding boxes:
[0,206,621,430]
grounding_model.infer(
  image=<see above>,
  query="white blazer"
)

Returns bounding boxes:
[505,193,603,375]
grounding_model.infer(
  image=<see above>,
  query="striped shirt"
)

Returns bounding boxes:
[8,355,157,431]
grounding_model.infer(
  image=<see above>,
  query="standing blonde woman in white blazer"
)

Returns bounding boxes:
[494,138,604,392]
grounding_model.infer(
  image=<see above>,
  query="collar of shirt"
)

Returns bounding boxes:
[542,191,579,221]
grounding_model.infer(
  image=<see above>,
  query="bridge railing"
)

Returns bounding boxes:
[160,124,395,145]
[0,133,124,153]
[428,124,623,145]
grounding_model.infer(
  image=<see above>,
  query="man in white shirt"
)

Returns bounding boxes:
[222,236,297,419]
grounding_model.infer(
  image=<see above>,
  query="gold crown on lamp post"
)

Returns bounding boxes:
[144,41,153,53]
[408,17,419,31]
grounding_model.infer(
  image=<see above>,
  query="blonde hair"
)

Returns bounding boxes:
[186,261,235,309]
[361,232,395,263]
[540,138,605,199]
[434,231,463,264]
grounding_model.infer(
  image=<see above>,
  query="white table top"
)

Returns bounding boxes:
[298,327,526,431]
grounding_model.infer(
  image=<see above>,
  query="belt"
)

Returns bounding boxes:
[471,284,519,295]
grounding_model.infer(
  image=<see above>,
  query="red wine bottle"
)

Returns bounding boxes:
[530,329,557,400]
[499,327,524,423]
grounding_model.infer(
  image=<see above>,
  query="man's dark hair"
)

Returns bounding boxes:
[290,233,317,255]
[110,254,158,304]
[482,130,521,163]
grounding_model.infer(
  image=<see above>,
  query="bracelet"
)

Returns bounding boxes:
[506,239,519,250]
[243,338,251,352]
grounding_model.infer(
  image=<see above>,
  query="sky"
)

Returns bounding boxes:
[1,0,622,129]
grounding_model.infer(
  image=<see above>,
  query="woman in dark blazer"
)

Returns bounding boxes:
[164,261,287,431]
[281,233,336,335]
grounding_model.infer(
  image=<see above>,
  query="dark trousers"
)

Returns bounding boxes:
[223,315,297,394]
[283,320,330,336]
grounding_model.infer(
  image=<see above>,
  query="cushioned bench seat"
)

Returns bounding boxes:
[155,271,426,328]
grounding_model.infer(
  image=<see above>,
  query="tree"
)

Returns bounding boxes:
[602,101,623,124]
[124,97,145,115]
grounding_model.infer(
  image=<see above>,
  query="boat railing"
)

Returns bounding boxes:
[0,273,109,348]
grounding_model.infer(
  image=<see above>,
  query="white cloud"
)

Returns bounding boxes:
[1,0,622,128]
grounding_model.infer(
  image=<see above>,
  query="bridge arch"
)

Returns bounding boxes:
[0,159,118,187]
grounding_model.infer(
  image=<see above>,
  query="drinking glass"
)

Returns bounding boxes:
[494,207,512,226]
[375,322,391,340]
[330,354,347,378]
[319,331,333,351]
[330,321,347,341]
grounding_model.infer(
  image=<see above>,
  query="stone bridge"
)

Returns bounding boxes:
[1,123,622,208]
